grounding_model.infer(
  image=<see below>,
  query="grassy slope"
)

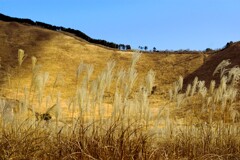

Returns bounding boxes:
[0,21,202,92]
[0,20,204,101]
[184,42,240,89]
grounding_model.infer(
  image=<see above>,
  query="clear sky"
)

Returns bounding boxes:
[0,0,240,50]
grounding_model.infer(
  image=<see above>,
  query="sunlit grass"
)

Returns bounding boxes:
[0,49,239,159]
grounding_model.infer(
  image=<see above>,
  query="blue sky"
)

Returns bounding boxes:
[0,0,240,50]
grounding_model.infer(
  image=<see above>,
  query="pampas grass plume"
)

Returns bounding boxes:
[18,49,26,67]
[31,56,37,70]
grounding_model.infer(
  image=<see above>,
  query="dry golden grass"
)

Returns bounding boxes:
[0,20,204,105]
[1,20,240,159]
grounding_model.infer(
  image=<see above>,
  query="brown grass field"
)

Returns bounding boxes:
[0,20,240,159]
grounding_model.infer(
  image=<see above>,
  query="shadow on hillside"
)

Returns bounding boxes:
[184,42,240,89]
[0,21,57,86]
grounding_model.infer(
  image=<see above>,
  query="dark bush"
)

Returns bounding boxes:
[225,41,233,49]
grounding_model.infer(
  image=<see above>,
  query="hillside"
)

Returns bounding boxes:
[0,13,120,49]
[0,20,205,101]
[184,41,240,88]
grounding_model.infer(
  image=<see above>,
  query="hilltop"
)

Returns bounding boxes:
[0,13,122,49]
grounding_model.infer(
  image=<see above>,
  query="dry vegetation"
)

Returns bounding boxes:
[0,20,240,159]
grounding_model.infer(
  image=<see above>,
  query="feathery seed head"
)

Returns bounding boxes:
[197,81,205,93]
[228,66,240,86]
[18,49,25,67]
[146,69,156,95]
[76,61,85,82]
[131,52,142,67]
[178,75,183,91]
[185,84,191,97]
[209,80,216,95]
[213,59,231,76]
[190,77,198,96]
[31,56,37,70]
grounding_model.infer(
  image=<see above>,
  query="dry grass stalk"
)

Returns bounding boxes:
[1,51,240,159]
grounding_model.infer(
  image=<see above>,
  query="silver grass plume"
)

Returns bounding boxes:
[185,84,191,97]
[191,77,198,96]
[197,81,205,94]
[86,64,94,83]
[220,76,228,94]
[53,73,64,88]
[228,66,240,86]
[209,80,216,95]
[76,61,85,84]
[18,49,26,67]
[213,59,231,77]
[178,75,183,91]
[131,52,142,68]
[145,69,156,95]
[173,82,180,100]
[31,56,37,70]
[176,94,184,108]
[105,60,115,90]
